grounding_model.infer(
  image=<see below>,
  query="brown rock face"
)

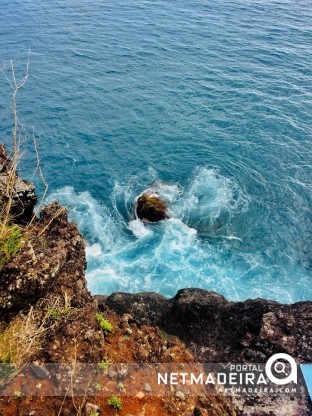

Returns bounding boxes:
[0,202,89,315]
[99,289,312,364]
[0,143,105,368]
[98,290,312,416]
[136,193,169,222]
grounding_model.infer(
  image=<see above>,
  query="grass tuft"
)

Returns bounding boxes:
[44,306,68,321]
[107,395,122,411]
[0,222,23,269]
[0,308,42,367]
[95,313,113,335]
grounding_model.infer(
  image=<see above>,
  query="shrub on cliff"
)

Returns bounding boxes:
[0,223,23,269]
[107,395,122,411]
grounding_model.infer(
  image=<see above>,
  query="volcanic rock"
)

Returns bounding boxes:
[0,202,90,315]
[0,143,37,224]
[99,288,312,363]
[136,193,169,222]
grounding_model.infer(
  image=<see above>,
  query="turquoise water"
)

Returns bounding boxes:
[301,365,312,399]
[0,0,311,302]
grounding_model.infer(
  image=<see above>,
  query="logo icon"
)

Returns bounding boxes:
[265,353,297,385]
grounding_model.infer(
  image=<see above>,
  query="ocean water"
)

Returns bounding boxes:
[0,0,311,302]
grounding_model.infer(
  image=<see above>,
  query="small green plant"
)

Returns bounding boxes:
[95,313,113,334]
[107,395,122,411]
[98,361,108,373]
[13,390,21,399]
[89,412,99,416]
[0,363,15,385]
[0,224,23,269]
[44,306,68,321]
[94,382,101,392]
[158,329,172,342]
[116,381,124,391]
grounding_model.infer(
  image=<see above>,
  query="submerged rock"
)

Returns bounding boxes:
[135,192,169,222]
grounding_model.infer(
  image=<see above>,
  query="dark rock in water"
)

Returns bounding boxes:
[136,193,169,222]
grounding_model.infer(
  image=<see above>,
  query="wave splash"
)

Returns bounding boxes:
[46,168,308,303]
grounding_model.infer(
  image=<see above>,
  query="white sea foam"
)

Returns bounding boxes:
[46,167,308,303]
[86,243,103,257]
[128,219,153,238]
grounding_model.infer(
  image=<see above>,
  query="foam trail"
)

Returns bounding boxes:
[128,219,153,238]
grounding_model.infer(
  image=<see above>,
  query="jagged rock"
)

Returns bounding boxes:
[0,202,89,315]
[136,193,169,222]
[134,391,145,400]
[193,407,208,416]
[175,390,185,401]
[0,195,104,363]
[99,292,168,326]
[100,288,312,363]
[144,383,151,393]
[0,143,37,224]
[85,402,101,415]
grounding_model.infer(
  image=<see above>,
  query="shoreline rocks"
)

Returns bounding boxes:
[96,288,312,364]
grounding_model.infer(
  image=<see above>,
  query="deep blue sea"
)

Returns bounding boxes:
[0,0,311,302]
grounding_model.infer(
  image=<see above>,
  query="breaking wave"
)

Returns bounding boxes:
[47,167,309,303]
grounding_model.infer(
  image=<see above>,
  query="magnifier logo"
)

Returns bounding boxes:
[274,362,287,374]
[266,353,297,385]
